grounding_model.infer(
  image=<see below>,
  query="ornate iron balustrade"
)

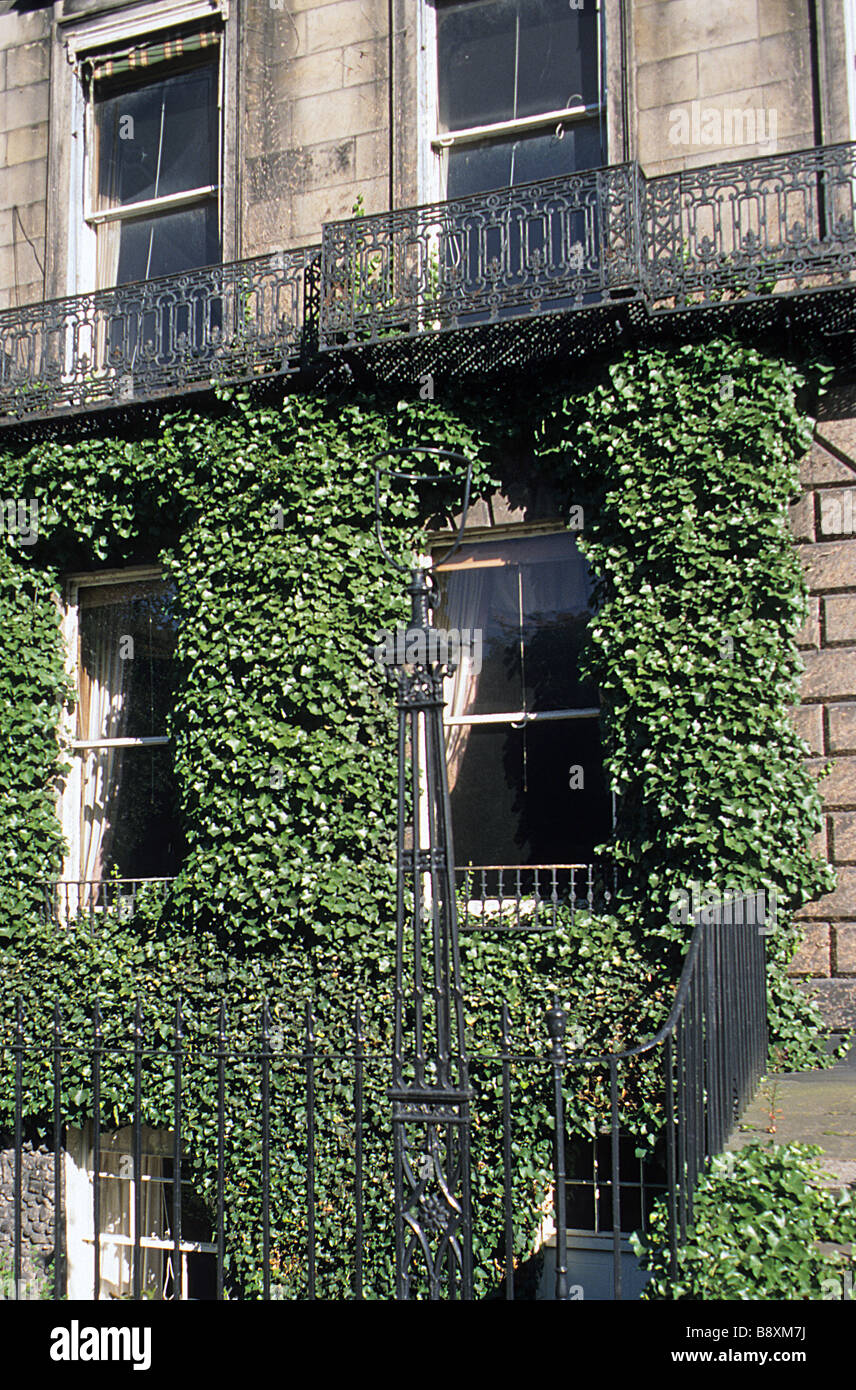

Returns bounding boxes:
[0,247,319,426]
[38,877,174,926]
[320,163,643,348]
[644,141,856,310]
[455,863,613,933]
[3,142,856,426]
[319,141,856,353]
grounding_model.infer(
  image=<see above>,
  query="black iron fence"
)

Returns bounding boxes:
[1,143,856,424]
[0,899,766,1300]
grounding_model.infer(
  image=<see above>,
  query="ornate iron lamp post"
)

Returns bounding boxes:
[372,447,474,1299]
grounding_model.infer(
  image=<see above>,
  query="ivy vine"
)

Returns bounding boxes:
[0,340,840,1295]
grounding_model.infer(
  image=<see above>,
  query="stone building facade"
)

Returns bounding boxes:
[0,0,851,1023]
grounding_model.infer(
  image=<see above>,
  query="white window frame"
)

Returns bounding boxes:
[47,0,233,299]
[65,1124,216,1301]
[420,0,607,203]
[59,564,170,887]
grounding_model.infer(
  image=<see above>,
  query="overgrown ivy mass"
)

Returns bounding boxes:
[0,339,838,1295]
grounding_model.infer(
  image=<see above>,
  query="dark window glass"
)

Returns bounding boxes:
[449,719,611,865]
[78,578,178,740]
[435,533,597,715]
[102,743,183,878]
[436,0,599,131]
[114,201,220,283]
[446,121,602,199]
[95,61,219,207]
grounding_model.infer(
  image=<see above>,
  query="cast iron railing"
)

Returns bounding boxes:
[34,867,610,933]
[320,163,643,346]
[323,142,856,347]
[455,864,613,932]
[643,140,856,310]
[38,877,174,924]
[0,896,767,1300]
[0,247,318,425]
[2,143,856,425]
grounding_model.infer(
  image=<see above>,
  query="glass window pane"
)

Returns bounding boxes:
[114,200,220,284]
[447,121,603,200]
[437,0,517,131]
[98,743,183,879]
[516,0,600,117]
[95,61,219,208]
[78,578,178,741]
[437,0,599,131]
[436,533,595,717]
[450,718,611,866]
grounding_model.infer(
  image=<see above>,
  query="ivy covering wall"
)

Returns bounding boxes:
[0,339,838,1295]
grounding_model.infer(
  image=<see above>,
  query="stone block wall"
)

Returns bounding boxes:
[789,411,856,1028]
[0,1140,56,1298]
[0,7,49,310]
[240,0,391,256]
[631,0,817,173]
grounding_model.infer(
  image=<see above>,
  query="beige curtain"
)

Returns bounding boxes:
[65,1123,169,1300]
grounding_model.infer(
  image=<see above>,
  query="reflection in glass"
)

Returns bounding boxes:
[95,63,218,208]
[449,720,611,866]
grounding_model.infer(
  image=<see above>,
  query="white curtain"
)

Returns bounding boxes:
[77,595,132,897]
[65,1123,169,1300]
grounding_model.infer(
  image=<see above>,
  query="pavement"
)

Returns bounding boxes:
[726,1035,856,1187]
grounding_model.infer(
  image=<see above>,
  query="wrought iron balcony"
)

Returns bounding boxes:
[0,247,318,427]
[2,142,856,426]
[320,163,643,346]
[321,141,856,360]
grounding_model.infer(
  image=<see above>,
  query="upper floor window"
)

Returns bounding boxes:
[430,0,606,199]
[83,26,222,288]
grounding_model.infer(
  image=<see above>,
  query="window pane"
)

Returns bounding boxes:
[99,743,183,879]
[437,0,599,131]
[446,121,603,199]
[95,61,219,207]
[449,718,611,866]
[436,533,595,716]
[516,0,600,117]
[78,578,177,741]
[114,200,220,284]
[437,0,517,131]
